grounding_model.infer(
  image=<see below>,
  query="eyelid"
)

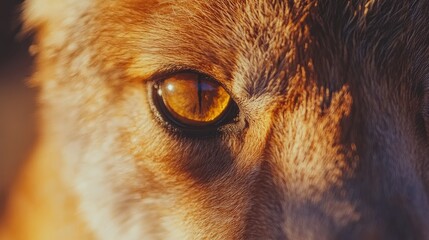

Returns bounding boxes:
[146,65,195,82]
[146,65,236,101]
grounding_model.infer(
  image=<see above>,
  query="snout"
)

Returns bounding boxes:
[242,85,429,239]
[337,198,429,240]
[243,159,429,239]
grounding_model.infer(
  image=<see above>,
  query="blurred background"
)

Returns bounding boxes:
[0,0,37,217]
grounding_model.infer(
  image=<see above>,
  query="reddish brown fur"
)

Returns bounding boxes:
[1,0,429,239]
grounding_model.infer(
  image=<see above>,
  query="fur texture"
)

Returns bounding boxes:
[2,0,429,239]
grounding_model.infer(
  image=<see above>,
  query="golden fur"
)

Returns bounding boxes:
[1,0,429,239]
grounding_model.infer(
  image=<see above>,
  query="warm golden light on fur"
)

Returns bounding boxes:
[1,0,429,239]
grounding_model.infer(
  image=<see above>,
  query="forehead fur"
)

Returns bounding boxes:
[27,0,429,102]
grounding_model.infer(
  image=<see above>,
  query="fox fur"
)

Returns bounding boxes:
[1,0,429,239]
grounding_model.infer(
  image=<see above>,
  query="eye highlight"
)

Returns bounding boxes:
[153,72,237,132]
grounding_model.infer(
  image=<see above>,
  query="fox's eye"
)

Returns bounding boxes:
[153,72,237,132]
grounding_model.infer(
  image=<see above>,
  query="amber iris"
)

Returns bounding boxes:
[156,73,231,126]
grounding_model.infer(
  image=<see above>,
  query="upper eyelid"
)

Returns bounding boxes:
[146,65,204,82]
[146,65,234,94]
[144,65,243,107]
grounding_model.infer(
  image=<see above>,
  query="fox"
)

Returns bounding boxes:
[1,0,429,239]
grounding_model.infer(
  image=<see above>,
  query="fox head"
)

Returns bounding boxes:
[21,0,429,239]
